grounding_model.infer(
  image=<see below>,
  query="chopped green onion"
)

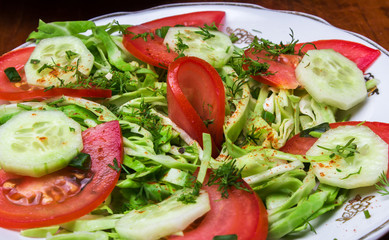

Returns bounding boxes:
[155,26,171,38]
[213,235,238,240]
[4,67,21,82]
[364,210,371,219]
[17,103,32,110]
[261,111,275,124]
[30,59,40,64]
[69,152,91,170]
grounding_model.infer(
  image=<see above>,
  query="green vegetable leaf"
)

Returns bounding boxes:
[69,152,91,170]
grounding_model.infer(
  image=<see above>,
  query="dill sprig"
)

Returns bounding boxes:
[194,24,217,40]
[317,138,359,159]
[174,36,189,59]
[248,29,300,57]
[375,172,389,196]
[245,125,262,145]
[206,160,251,198]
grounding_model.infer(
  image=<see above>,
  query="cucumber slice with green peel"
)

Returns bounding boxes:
[115,189,210,240]
[307,125,388,189]
[0,110,83,177]
[24,36,94,88]
[295,49,367,110]
[163,27,234,68]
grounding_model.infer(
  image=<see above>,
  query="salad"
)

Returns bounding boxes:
[0,8,388,240]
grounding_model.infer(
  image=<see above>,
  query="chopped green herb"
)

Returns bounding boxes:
[375,172,389,196]
[300,122,330,138]
[248,29,299,57]
[16,103,32,110]
[4,67,21,82]
[65,50,78,60]
[47,97,65,106]
[44,85,55,92]
[229,33,239,43]
[213,234,238,240]
[318,138,359,159]
[177,192,197,204]
[130,31,154,41]
[246,125,263,145]
[69,152,91,170]
[242,56,271,77]
[108,158,121,173]
[194,25,216,40]
[206,160,250,198]
[37,63,55,73]
[30,59,40,64]
[174,36,189,59]
[262,110,275,125]
[341,167,362,180]
[203,119,214,127]
[155,26,171,38]
[364,210,371,219]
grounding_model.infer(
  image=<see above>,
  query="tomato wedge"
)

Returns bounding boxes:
[294,39,381,72]
[167,56,225,157]
[122,11,226,68]
[0,47,112,101]
[170,182,268,240]
[0,120,123,229]
[244,49,301,89]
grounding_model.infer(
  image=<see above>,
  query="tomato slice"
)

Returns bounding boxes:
[0,47,112,101]
[0,120,123,229]
[167,56,225,157]
[169,182,268,240]
[244,49,301,89]
[294,39,381,72]
[122,11,226,68]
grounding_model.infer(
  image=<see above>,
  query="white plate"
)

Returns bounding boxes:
[6,2,389,240]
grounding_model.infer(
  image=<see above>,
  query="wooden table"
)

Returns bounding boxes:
[0,0,388,239]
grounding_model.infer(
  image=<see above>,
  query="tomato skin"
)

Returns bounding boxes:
[0,47,112,101]
[167,56,225,157]
[294,39,381,72]
[0,120,123,229]
[244,49,301,89]
[169,182,268,240]
[122,11,226,68]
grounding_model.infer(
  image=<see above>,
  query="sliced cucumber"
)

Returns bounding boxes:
[307,125,388,189]
[295,49,367,110]
[0,110,83,177]
[163,27,234,68]
[115,189,210,240]
[24,36,94,88]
